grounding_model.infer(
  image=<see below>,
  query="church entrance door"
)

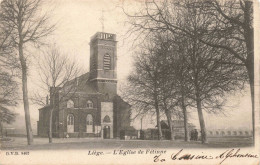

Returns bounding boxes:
[67,114,74,133]
[103,126,110,139]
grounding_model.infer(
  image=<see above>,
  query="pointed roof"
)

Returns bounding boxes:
[62,72,98,94]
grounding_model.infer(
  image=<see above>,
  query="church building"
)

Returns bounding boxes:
[37,32,133,139]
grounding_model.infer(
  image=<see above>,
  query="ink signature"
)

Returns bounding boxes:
[153,149,258,164]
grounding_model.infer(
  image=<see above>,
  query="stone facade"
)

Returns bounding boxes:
[38,32,132,139]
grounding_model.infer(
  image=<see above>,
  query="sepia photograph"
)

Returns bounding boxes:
[0,0,259,164]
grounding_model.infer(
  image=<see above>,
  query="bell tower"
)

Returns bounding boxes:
[89,32,117,99]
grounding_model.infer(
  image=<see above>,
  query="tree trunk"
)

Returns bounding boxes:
[165,110,175,140]
[49,108,53,143]
[49,91,56,143]
[181,97,189,142]
[0,120,3,138]
[246,63,254,144]
[19,43,33,145]
[154,93,162,140]
[244,1,254,144]
[196,98,207,144]
[155,104,162,140]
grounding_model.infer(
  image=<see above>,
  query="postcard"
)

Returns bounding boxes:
[0,0,259,164]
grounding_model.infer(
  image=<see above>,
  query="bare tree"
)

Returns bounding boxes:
[154,33,195,142]
[0,13,18,138]
[0,0,55,144]
[0,8,20,73]
[154,34,180,141]
[124,33,188,141]
[179,34,245,143]
[123,4,194,141]
[199,0,254,142]
[123,45,163,140]
[170,38,194,142]
[123,0,254,142]
[123,0,249,143]
[174,5,246,143]
[33,45,80,143]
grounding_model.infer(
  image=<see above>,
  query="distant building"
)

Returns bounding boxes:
[207,129,253,137]
[37,32,133,139]
[144,120,196,140]
[160,120,196,139]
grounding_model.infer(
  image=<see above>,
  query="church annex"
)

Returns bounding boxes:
[37,32,133,139]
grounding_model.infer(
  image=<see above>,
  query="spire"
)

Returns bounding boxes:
[99,9,105,32]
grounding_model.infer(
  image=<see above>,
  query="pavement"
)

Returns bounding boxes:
[0,136,254,150]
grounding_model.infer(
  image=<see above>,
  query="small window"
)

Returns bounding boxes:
[67,100,74,108]
[86,100,93,108]
[103,53,111,70]
[103,115,111,123]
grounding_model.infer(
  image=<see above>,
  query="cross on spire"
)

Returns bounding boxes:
[99,9,105,32]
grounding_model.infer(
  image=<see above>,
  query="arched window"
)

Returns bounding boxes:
[67,100,74,108]
[103,115,111,123]
[103,53,111,70]
[86,100,93,108]
[86,114,94,133]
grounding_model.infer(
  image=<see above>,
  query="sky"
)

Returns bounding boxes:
[8,0,253,133]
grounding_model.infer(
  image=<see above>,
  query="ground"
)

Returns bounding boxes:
[0,136,253,150]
